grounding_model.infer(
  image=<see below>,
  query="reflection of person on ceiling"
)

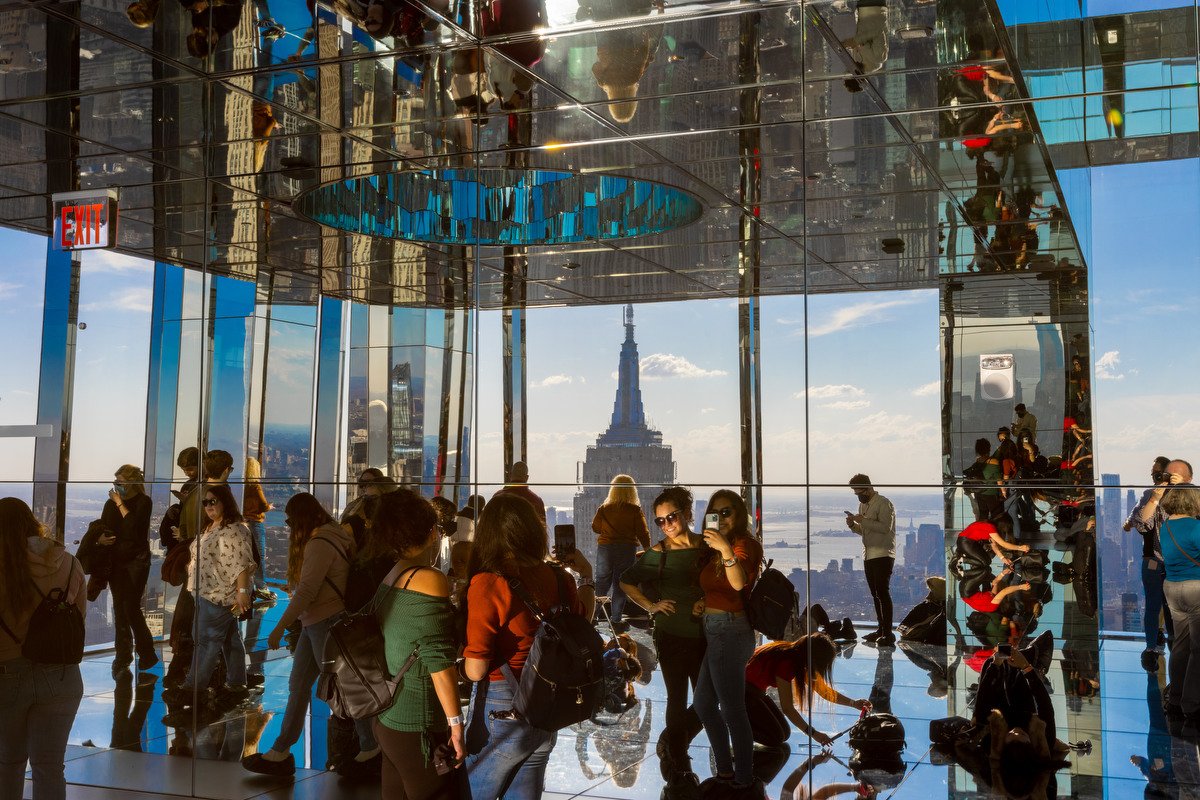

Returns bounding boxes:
[841,0,888,75]
[578,0,663,123]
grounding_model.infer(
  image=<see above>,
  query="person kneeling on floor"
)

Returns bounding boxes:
[744,633,871,747]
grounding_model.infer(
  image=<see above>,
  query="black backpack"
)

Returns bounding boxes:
[500,568,606,731]
[317,564,425,720]
[0,562,85,665]
[743,559,797,641]
[848,713,906,756]
[898,599,946,646]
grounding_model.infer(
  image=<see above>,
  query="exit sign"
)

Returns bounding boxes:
[52,189,119,251]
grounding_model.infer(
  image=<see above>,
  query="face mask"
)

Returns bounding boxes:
[1016,411,1026,418]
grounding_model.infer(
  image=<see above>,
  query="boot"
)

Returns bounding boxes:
[1021,630,1054,677]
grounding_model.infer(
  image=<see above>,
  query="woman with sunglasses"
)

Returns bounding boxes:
[618,486,705,785]
[163,484,255,707]
[244,493,379,777]
[693,489,763,798]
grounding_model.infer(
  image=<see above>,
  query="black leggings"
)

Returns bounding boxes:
[745,684,789,746]
[865,557,895,634]
[373,721,460,800]
[655,630,706,761]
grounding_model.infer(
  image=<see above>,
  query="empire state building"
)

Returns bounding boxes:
[573,305,677,563]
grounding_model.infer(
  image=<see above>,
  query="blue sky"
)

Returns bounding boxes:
[1,159,1197,497]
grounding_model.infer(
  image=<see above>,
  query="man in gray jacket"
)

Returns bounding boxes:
[846,474,897,646]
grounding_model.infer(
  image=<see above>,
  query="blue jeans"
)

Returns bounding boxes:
[183,596,247,691]
[1143,557,1174,649]
[465,679,556,799]
[271,612,375,754]
[595,542,638,622]
[694,612,756,785]
[0,659,84,800]
[248,520,267,582]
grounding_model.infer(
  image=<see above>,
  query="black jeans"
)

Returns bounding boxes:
[373,722,461,800]
[745,684,789,747]
[864,557,895,634]
[655,630,706,762]
[111,559,155,665]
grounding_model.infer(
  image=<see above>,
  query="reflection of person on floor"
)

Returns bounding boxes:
[1129,672,1174,793]
[868,645,893,716]
[779,751,874,800]
[592,698,653,787]
[111,673,157,751]
[744,634,870,747]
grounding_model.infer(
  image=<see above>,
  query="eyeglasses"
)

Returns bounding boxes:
[653,511,681,528]
[201,498,220,507]
[710,507,735,519]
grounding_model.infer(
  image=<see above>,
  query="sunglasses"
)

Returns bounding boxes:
[653,511,682,528]
[709,507,735,519]
[201,498,220,507]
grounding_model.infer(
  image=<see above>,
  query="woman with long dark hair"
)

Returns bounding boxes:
[0,497,87,800]
[162,484,254,707]
[243,493,378,776]
[369,488,464,798]
[744,634,870,747]
[461,494,593,799]
[592,474,650,629]
[617,485,705,783]
[693,489,762,797]
[102,464,157,676]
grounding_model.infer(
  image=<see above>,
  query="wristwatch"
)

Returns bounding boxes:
[722,557,738,568]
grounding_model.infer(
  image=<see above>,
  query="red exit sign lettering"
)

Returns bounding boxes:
[51,189,119,251]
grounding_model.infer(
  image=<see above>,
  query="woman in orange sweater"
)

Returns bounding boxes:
[591,474,650,628]
[693,490,763,797]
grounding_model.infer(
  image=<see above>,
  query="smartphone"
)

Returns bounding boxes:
[996,644,1012,659]
[553,524,576,558]
[705,512,720,531]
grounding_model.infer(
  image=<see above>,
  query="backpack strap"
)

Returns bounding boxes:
[0,614,20,645]
[317,536,351,602]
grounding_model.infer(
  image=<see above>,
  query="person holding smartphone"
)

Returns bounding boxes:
[693,490,763,797]
[618,486,705,785]
[591,474,651,631]
[845,474,897,646]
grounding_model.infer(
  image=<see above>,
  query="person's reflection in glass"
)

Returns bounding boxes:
[577,0,663,123]
[592,698,653,787]
[836,0,888,80]
[1130,672,1174,797]
[111,672,157,751]
[779,750,875,800]
[869,644,893,716]
[125,0,162,27]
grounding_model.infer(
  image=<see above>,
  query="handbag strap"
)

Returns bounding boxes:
[1162,519,1200,570]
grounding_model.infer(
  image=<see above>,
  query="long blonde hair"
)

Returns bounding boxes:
[603,474,639,506]
[245,457,263,482]
[115,464,145,496]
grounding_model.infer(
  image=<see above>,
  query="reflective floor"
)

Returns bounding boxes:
[33,607,1200,800]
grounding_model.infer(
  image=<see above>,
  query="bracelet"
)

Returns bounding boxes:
[722,557,738,568]
[237,588,249,594]
[446,714,463,727]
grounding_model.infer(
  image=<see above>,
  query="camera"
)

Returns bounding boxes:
[1153,470,1166,484]
[432,743,459,776]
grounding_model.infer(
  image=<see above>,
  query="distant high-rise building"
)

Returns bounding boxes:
[1122,592,1141,633]
[1100,474,1121,543]
[1126,488,1138,521]
[827,560,839,573]
[574,306,677,563]
[842,557,855,574]
[547,507,558,529]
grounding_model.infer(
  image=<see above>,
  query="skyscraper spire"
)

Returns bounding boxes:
[599,304,660,446]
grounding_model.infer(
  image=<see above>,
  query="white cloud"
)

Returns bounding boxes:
[80,287,153,314]
[794,384,866,400]
[821,400,871,411]
[700,407,716,414]
[810,410,936,446]
[532,374,573,388]
[0,281,21,299]
[805,297,920,337]
[1096,350,1124,381]
[912,380,940,397]
[639,353,727,380]
[81,250,153,275]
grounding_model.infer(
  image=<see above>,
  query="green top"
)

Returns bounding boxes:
[374,584,458,735]
[979,461,1003,497]
[620,545,704,638]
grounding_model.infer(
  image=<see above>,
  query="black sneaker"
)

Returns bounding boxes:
[243,752,296,777]
[337,752,382,780]
[874,633,896,648]
[862,631,882,643]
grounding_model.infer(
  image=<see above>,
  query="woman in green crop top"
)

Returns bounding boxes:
[618,486,705,787]
[368,489,464,799]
